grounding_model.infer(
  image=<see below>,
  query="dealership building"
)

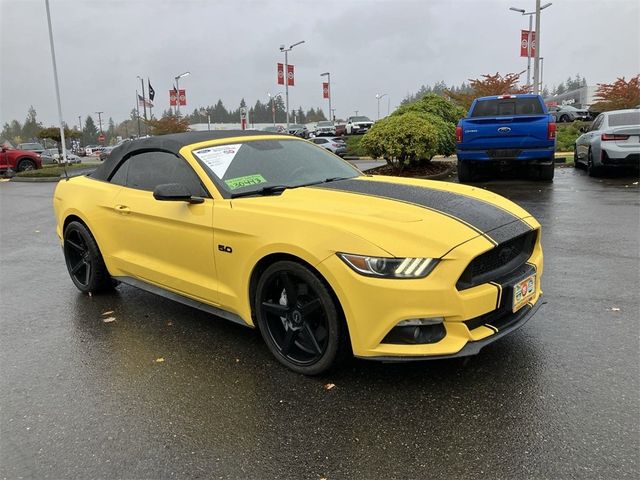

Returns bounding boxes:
[544,86,598,109]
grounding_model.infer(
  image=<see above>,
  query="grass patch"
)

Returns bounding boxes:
[16,164,96,178]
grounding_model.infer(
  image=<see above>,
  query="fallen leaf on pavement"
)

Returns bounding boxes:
[34,230,40,233]
[102,311,114,316]
[155,357,165,363]
[610,307,621,311]
[324,383,336,391]
[102,317,116,323]
[167,321,173,326]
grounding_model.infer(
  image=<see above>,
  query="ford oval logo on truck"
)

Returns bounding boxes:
[498,127,511,133]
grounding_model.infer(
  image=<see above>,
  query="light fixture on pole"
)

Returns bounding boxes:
[174,71,190,116]
[320,72,332,122]
[279,40,305,129]
[509,2,551,94]
[267,92,283,126]
[375,93,388,120]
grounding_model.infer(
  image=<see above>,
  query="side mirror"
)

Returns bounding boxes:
[153,183,204,204]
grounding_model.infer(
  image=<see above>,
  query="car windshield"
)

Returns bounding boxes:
[192,138,360,198]
[351,116,371,122]
[289,124,304,130]
[317,121,333,127]
[19,143,43,150]
[470,97,544,117]
[561,105,579,111]
[608,111,640,127]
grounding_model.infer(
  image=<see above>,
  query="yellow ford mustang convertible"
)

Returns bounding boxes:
[54,131,543,374]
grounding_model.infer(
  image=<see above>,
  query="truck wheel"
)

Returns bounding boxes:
[539,163,554,181]
[457,160,473,183]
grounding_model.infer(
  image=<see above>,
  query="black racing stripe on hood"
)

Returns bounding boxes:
[312,179,531,243]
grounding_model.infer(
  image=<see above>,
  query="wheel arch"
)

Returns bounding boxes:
[248,252,348,335]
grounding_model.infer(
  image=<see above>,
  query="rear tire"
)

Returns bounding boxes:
[63,221,115,293]
[457,160,473,183]
[560,114,570,123]
[539,163,554,181]
[573,147,581,169]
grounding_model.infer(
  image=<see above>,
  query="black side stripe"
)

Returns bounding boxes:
[313,179,531,244]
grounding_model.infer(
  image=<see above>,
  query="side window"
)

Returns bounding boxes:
[111,151,208,196]
[590,115,604,131]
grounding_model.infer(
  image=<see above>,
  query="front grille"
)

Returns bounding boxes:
[487,149,522,159]
[457,230,537,290]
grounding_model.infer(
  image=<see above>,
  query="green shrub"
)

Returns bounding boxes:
[345,135,367,157]
[16,164,93,177]
[556,121,588,152]
[361,112,442,172]
[393,93,466,125]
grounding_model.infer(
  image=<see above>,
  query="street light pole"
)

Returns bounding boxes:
[95,111,103,133]
[510,3,551,95]
[44,0,68,167]
[174,71,190,116]
[280,40,305,129]
[375,93,388,120]
[267,93,283,126]
[320,72,331,122]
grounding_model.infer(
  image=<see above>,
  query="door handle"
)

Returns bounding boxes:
[114,204,131,214]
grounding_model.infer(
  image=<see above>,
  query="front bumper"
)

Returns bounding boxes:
[317,223,543,359]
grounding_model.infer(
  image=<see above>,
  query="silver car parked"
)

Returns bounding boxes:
[574,109,640,176]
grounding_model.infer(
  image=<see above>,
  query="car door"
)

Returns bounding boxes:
[577,114,603,161]
[107,150,218,304]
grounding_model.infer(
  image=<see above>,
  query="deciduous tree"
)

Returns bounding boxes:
[446,72,528,110]
[145,116,190,135]
[591,75,640,111]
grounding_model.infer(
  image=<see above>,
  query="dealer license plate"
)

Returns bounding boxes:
[512,274,536,313]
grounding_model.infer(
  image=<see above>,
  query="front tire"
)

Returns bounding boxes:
[457,160,473,183]
[255,261,347,375]
[560,114,570,123]
[63,221,114,293]
[17,159,36,172]
[573,147,581,169]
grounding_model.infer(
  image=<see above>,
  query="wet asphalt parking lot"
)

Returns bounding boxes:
[1,166,638,479]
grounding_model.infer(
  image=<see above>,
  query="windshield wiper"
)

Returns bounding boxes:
[230,185,291,198]
[230,177,352,199]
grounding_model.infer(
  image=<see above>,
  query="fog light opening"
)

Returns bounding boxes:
[382,318,446,345]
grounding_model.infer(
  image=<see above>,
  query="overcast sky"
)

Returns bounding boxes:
[1,0,639,126]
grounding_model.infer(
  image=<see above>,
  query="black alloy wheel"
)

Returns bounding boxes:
[17,159,36,172]
[255,261,346,375]
[63,221,114,293]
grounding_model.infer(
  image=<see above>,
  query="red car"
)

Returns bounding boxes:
[0,145,43,172]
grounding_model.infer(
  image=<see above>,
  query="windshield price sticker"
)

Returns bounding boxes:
[225,174,267,190]
[194,144,242,178]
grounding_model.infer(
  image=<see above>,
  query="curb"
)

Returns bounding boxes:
[10,176,61,183]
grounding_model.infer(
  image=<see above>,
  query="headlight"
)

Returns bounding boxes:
[337,253,438,279]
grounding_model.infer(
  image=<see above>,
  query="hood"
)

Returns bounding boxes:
[231,176,534,258]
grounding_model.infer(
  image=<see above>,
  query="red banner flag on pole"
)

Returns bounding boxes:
[277,63,284,85]
[322,82,329,99]
[178,89,186,106]
[169,90,177,106]
[287,64,294,86]
[520,30,536,57]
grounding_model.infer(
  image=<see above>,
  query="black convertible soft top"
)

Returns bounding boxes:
[91,130,277,181]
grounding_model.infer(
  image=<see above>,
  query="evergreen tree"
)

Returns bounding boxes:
[83,116,98,145]
[22,106,42,141]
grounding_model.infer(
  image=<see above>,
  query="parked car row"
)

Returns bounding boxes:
[547,105,596,123]
[574,109,640,176]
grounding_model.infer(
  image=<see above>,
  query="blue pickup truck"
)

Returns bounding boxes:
[455,94,556,182]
